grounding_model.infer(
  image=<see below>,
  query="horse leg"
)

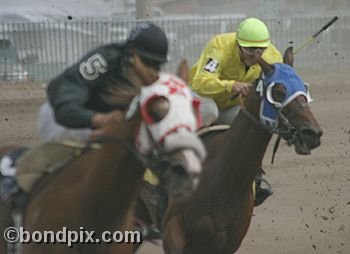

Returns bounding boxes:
[0,201,12,253]
[132,195,153,253]
[96,215,135,254]
[23,244,81,254]
[105,243,133,254]
[162,216,186,254]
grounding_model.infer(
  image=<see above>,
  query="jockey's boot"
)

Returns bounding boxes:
[254,167,273,206]
[134,219,161,245]
[138,181,168,229]
[0,147,27,202]
[0,176,20,202]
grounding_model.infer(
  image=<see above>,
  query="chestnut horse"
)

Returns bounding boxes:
[161,48,323,254]
[0,62,205,254]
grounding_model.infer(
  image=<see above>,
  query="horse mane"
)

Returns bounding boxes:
[100,67,142,109]
[100,58,190,110]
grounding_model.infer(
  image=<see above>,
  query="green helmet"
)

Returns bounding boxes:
[236,18,270,47]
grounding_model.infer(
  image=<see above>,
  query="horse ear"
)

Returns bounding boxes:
[255,52,275,76]
[283,47,294,67]
[177,58,189,83]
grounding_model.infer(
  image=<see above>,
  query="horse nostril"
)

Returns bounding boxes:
[300,127,322,148]
[170,165,187,176]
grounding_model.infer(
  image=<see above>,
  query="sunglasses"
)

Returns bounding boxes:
[239,46,266,56]
[140,56,162,71]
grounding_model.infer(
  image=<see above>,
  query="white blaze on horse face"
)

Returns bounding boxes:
[180,149,202,176]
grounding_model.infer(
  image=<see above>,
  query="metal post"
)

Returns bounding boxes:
[136,0,152,19]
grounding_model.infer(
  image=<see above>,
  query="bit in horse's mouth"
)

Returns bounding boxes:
[294,136,311,155]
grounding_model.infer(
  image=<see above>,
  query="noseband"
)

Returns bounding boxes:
[92,96,171,175]
[240,95,302,138]
[238,79,310,146]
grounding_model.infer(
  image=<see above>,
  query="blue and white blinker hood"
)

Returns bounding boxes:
[259,63,312,128]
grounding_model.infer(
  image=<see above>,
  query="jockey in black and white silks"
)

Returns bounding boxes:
[38,22,168,142]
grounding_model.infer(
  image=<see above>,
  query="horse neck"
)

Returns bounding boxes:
[217,95,272,187]
[87,116,145,227]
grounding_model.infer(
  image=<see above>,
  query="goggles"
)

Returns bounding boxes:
[239,46,266,56]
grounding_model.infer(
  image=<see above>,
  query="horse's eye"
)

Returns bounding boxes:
[271,84,286,103]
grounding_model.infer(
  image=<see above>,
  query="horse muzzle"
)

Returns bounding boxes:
[162,149,202,198]
[160,130,206,197]
[294,126,323,155]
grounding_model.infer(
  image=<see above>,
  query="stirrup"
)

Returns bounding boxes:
[134,218,161,244]
[254,168,273,207]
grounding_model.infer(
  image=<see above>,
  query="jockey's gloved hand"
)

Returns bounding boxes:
[90,111,124,128]
[232,82,252,97]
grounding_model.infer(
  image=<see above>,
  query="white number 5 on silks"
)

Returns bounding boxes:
[204,58,219,73]
[79,54,108,80]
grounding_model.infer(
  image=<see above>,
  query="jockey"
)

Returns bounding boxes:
[0,22,169,200]
[189,17,283,206]
[38,22,168,142]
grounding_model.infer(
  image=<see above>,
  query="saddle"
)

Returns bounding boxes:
[0,141,102,253]
[16,141,101,192]
[0,141,101,206]
[196,124,230,137]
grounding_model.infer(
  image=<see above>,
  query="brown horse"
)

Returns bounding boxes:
[0,62,205,254]
[161,48,323,254]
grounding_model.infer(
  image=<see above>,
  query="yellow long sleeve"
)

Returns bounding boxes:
[189,33,282,110]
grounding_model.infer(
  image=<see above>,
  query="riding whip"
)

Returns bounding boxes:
[230,16,338,101]
[293,16,338,55]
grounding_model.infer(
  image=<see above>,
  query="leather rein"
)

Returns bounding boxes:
[237,87,309,164]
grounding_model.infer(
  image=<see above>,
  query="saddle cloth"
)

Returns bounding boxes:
[15,141,101,192]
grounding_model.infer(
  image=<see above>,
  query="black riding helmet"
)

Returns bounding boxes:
[125,22,168,65]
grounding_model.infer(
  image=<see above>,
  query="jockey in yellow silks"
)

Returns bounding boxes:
[189,17,283,206]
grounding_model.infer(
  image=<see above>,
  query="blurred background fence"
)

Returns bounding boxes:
[0,15,348,82]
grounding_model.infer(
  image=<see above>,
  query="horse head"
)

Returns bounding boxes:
[247,48,323,154]
[134,69,205,197]
[96,61,202,200]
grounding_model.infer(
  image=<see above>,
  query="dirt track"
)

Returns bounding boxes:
[0,72,349,254]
